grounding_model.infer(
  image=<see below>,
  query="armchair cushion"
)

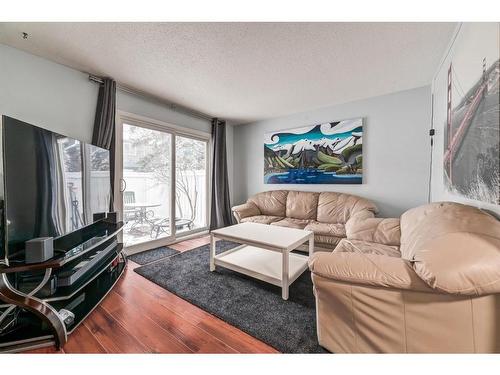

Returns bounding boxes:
[309,251,431,292]
[398,202,500,296]
[231,201,261,222]
[413,232,500,296]
[346,217,401,246]
[399,202,499,261]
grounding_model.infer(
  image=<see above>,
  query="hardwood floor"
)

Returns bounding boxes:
[26,236,278,354]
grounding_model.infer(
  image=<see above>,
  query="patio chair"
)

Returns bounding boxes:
[123,191,141,223]
[148,217,195,239]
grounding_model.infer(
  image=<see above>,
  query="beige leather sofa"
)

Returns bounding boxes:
[309,202,500,353]
[232,190,378,251]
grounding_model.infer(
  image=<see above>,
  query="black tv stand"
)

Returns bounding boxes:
[0,218,126,353]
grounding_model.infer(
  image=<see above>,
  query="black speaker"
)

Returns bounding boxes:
[105,211,119,224]
[93,212,106,222]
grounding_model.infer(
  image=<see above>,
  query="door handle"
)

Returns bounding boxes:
[120,178,127,193]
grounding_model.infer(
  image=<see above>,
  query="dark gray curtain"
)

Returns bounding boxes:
[91,78,116,211]
[210,118,233,229]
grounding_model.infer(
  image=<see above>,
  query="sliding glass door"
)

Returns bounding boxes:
[175,136,208,234]
[120,123,173,248]
[116,114,209,251]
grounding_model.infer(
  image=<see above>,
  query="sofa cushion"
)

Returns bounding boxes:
[314,235,342,249]
[240,215,283,225]
[346,217,401,246]
[334,238,401,258]
[317,192,378,224]
[270,217,310,229]
[285,191,320,220]
[305,221,346,237]
[248,190,288,217]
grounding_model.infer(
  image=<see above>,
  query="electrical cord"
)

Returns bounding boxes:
[428,93,435,203]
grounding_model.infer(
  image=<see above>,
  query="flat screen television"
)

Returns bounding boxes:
[0,116,111,260]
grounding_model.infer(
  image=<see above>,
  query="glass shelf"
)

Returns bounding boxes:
[0,251,127,351]
[43,243,123,301]
[0,217,127,352]
[0,220,124,273]
[0,309,53,351]
[50,252,127,333]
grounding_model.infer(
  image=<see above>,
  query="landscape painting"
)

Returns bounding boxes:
[264,118,363,184]
[443,24,499,204]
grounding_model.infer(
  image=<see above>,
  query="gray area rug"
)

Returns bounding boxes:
[134,240,328,353]
[128,246,179,265]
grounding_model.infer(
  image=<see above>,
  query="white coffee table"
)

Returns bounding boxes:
[210,222,314,300]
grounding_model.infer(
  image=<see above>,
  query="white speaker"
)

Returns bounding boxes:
[25,237,54,264]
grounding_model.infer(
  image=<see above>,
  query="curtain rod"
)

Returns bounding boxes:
[88,74,213,121]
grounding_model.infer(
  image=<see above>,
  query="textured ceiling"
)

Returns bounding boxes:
[0,22,456,124]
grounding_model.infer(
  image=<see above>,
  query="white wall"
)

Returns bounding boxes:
[0,43,98,142]
[0,43,245,208]
[233,86,432,218]
[0,43,211,142]
[431,23,500,217]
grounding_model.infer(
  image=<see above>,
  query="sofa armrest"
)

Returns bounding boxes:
[309,251,431,292]
[346,217,401,246]
[349,209,376,221]
[231,202,261,223]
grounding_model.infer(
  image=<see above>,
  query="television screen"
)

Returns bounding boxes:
[1,116,111,257]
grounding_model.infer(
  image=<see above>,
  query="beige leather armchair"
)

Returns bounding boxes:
[309,202,500,353]
[232,190,378,251]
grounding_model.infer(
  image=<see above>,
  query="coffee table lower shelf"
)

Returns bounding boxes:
[213,245,309,300]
